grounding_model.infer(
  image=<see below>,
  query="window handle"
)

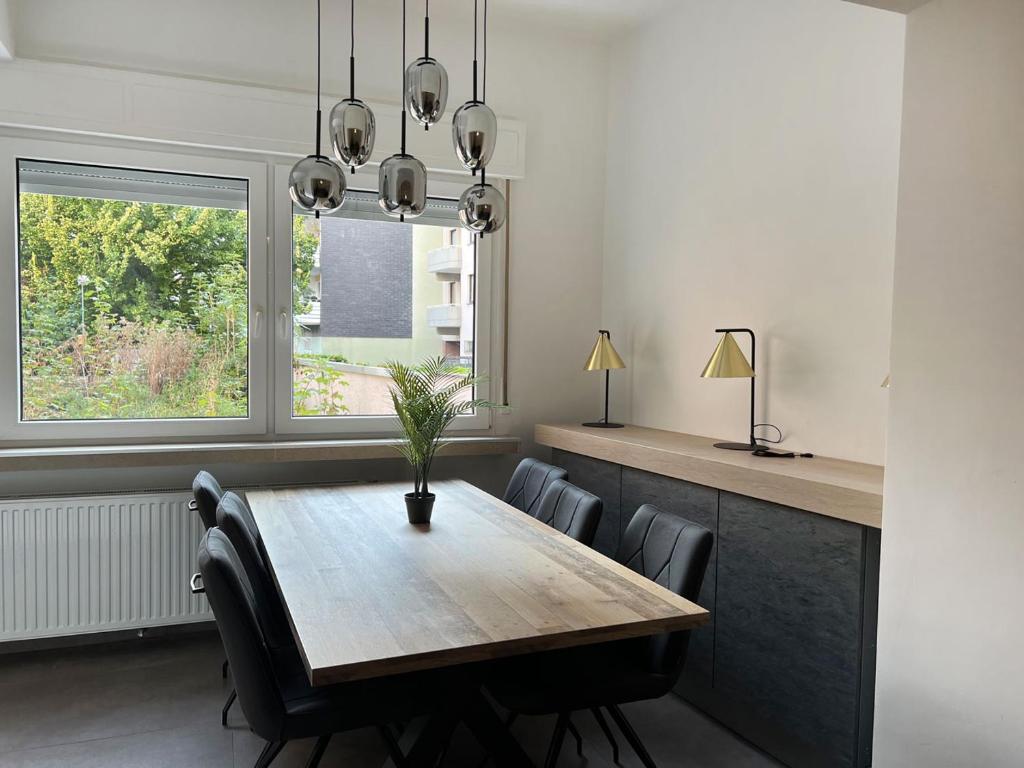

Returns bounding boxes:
[252,308,264,338]
[278,311,290,340]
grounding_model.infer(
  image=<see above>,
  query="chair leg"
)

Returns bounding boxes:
[222,688,237,727]
[566,717,583,757]
[606,705,657,768]
[253,740,286,768]
[590,707,620,765]
[222,659,229,679]
[545,713,569,768]
[305,735,331,768]
[377,724,407,767]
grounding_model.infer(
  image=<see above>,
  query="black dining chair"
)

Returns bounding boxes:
[190,470,237,723]
[215,492,294,651]
[532,479,603,547]
[502,458,568,516]
[194,528,461,768]
[191,470,225,530]
[485,504,714,768]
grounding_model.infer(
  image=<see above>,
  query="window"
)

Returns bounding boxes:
[0,139,495,442]
[16,160,250,422]
[281,182,492,431]
[0,139,268,441]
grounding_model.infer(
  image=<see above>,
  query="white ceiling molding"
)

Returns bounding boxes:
[842,0,932,13]
[0,59,527,179]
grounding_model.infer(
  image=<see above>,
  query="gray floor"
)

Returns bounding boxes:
[0,631,779,768]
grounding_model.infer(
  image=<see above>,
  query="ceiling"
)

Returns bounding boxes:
[434,0,673,37]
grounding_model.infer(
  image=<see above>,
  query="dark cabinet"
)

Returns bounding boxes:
[712,492,876,768]
[552,449,621,558]
[548,450,880,768]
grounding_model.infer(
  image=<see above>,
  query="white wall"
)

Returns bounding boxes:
[874,0,1024,764]
[4,0,611,495]
[602,0,904,464]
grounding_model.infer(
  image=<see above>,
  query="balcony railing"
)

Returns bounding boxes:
[427,246,463,275]
[427,304,462,328]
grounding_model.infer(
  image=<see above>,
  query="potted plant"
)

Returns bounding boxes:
[385,357,499,524]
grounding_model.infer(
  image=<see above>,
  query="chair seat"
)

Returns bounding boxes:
[270,645,469,741]
[486,640,674,716]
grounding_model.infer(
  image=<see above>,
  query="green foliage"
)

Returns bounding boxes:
[293,359,350,417]
[17,193,249,420]
[292,215,319,316]
[384,356,500,497]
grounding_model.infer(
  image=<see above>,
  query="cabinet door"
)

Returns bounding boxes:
[551,449,621,557]
[715,492,865,768]
[621,468,718,698]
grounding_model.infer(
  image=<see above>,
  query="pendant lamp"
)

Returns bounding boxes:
[406,0,448,130]
[289,0,347,217]
[379,0,428,222]
[457,0,505,235]
[452,0,496,173]
[458,170,506,234]
[330,0,376,173]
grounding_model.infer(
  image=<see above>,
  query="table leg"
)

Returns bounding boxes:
[460,690,535,768]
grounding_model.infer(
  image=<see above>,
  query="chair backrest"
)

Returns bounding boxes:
[533,479,603,547]
[616,504,713,678]
[503,458,568,515]
[191,470,224,530]
[216,492,292,649]
[198,528,285,740]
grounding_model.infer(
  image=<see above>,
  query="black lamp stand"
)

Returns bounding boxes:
[714,327,760,451]
[583,368,623,429]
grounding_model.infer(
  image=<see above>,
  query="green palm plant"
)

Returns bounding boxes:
[384,356,499,502]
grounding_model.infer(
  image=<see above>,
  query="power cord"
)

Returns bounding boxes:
[752,423,814,458]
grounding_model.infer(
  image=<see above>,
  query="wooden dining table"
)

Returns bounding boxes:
[246,479,709,766]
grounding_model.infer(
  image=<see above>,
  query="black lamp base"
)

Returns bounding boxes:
[713,441,759,451]
[583,421,625,429]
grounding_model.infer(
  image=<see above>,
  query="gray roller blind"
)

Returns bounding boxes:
[300,188,460,226]
[17,159,248,210]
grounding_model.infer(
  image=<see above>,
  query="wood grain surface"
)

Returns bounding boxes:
[536,424,884,528]
[246,479,709,686]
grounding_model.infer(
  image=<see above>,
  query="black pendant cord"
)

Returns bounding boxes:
[423,0,431,131]
[349,0,355,101]
[315,0,322,158]
[483,0,488,104]
[400,0,407,222]
[472,0,479,102]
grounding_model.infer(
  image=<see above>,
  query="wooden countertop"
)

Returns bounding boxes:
[535,424,883,528]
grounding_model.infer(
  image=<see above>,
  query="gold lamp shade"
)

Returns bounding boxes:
[584,332,626,372]
[701,332,754,379]
[881,373,891,388]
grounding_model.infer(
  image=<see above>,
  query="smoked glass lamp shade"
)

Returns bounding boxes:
[329,99,376,170]
[378,153,427,218]
[452,100,497,172]
[458,182,506,234]
[288,154,347,214]
[405,57,449,128]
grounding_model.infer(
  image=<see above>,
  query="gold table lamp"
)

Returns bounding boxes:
[583,330,626,428]
[701,328,760,450]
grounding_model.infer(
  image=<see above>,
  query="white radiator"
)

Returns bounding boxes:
[0,491,211,642]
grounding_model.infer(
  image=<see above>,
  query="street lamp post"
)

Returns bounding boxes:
[76,275,89,334]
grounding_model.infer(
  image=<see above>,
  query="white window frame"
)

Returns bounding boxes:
[272,165,494,436]
[0,137,270,441]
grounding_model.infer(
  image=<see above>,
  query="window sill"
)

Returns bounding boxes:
[0,436,521,472]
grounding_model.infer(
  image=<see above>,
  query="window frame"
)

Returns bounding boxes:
[271,164,494,436]
[0,137,270,442]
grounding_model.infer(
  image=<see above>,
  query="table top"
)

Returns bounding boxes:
[246,479,709,686]
[536,423,884,528]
